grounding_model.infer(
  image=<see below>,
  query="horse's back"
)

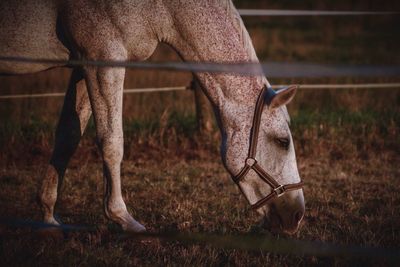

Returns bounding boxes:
[0,0,69,74]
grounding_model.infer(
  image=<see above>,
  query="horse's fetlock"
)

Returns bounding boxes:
[106,198,127,216]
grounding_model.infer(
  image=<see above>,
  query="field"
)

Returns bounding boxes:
[1,91,399,266]
[1,0,400,266]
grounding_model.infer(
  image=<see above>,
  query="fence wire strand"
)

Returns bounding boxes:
[0,217,399,261]
[1,56,400,78]
[238,9,399,16]
[0,83,399,100]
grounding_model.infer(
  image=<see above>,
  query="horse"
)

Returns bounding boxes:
[0,0,305,234]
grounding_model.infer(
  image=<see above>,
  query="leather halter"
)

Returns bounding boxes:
[232,86,303,210]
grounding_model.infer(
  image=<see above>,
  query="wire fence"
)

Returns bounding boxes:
[0,83,399,100]
[237,9,399,16]
[1,217,399,262]
[2,56,400,77]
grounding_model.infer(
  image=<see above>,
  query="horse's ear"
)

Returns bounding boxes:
[269,85,298,109]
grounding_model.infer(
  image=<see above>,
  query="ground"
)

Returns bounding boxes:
[0,137,399,266]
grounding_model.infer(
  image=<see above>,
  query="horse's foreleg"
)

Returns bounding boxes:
[39,70,91,225]
[84,65,145,232]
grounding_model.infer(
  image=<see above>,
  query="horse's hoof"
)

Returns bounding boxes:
[122,220,146,233]
[108,210,146,233]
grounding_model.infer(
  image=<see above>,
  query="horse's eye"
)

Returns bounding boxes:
[276,137,290,150]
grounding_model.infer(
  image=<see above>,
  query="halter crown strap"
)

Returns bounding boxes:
[232,85,303,210]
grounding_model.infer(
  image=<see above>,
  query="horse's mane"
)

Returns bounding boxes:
[224,0,258,62]
[224,0,290,122]
[224,0,271,86]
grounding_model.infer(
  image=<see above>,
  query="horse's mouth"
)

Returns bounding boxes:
[258,206,301,235]
[259,218,282,234]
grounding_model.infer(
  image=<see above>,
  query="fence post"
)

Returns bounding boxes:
[191,79,214,136]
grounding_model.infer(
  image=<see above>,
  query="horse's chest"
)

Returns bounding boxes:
[125,29,158,61]
[64,5,158,62]
[72,27,157,62]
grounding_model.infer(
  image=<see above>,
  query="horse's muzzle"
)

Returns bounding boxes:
[261,198,305,235]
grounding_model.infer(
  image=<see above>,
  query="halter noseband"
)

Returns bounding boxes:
[232,86,303,210]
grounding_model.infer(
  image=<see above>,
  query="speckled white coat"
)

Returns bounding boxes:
[0,0,304,234]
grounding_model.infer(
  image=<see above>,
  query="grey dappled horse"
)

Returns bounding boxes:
[0,0,305,234]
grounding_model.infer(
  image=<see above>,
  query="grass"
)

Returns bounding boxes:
[0,141,399,266]
[1,96,398,159]
[2,88,398,265]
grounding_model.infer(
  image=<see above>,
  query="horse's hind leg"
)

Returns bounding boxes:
[39,69,92,225]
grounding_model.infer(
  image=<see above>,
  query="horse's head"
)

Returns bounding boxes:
[221,85,304,234]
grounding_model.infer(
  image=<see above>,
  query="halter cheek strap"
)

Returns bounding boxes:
[232,86,303,210]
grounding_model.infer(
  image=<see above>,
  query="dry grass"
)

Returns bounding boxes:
[0,100,399,266]
[0,143,399,266]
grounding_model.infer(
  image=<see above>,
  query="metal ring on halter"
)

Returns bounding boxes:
[245,157,256,166]
[273,185,285,197]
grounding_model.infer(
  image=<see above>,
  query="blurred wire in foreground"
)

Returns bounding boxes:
[0,217,399,262]
[2,56,400,77]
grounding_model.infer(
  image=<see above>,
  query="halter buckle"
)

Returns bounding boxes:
[274,185,285,197]
[245,157,256,167]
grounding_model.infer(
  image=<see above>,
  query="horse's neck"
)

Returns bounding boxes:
[154,0,267,115]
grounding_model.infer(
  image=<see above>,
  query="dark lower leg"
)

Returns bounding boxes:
[39,70,91,224]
